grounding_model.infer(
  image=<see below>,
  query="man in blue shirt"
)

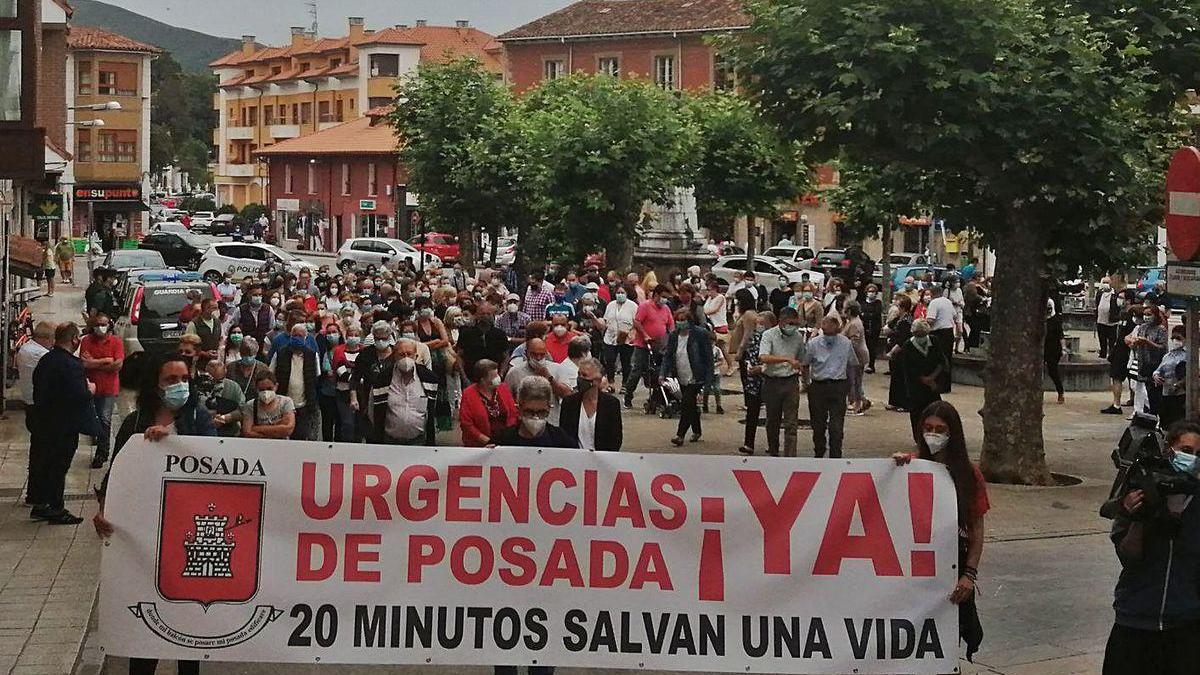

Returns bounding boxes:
[804,315,858,459]
[545,282,575,322]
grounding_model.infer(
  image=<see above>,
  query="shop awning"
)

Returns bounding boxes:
[88,200,151,212]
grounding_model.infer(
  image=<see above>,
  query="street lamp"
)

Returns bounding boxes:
[69,119,105,127]
[70,101,121,111]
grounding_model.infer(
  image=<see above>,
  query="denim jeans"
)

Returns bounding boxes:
[93,394,116,459]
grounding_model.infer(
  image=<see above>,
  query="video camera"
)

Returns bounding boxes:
[1104,412,1200,521]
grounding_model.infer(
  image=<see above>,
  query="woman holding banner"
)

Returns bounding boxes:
[893,400,987,662]
[93,353,214,675]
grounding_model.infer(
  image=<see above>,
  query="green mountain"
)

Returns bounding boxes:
[70,0,239,73]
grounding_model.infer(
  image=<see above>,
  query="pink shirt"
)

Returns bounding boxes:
[631,300,675,349]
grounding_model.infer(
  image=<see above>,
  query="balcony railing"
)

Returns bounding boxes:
[226,126,255,140]
[269,124,300,139]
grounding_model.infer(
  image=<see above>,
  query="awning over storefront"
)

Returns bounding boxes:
[89,200,151,212]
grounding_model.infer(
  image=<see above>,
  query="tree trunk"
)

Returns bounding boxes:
[746,215,756,268]
[612,223,635,272]
[459,225,478,274]
[880,218,894,306]
[979,219,1053,485]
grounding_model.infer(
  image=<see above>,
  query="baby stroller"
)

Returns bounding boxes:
[642,349,681,418]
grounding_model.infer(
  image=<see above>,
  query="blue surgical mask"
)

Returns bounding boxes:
[677,320,690,331]
[1171,450,1200,476]
[239,355,256,365]
[161,382,190,410]
[780,324,799,337]
[326,333,341,344]
[346,336,363,347]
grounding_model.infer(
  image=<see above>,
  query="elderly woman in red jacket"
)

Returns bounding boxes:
[459,359,518,447]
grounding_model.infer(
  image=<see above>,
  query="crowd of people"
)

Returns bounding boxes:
[16,252,994,672]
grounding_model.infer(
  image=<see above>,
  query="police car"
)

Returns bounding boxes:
[114,271,219,382]
[197,242,317,282]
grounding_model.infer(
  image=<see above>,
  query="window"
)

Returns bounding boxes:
[368,97,392,109]
[367,162,377,196]
[0,30,18,121]
[299,62,310,71]
[246,106,257,126]
[271,65,282,75]
[335,99,344,122]
[77,61,93,95]
[329,58,341,68]
[291,103,299,124]
[654,55,676,89]
[543,59,565,81]
[307,162,316,194]
[98,132,117,162]
[284,164,294,193]
[598,56,619,77]
[369,54,399,77]
[98,69,117,96]
[341,163,350,195]
[76,130,92,162]
[713,52,737,91]
[300,102,312,125]
[0,1,13,17]
[317,100,331,123]
[264,105,274,125]
[117,138,136,163]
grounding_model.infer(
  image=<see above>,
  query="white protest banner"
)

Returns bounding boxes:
[99,437,960,673]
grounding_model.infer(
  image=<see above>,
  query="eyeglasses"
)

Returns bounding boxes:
[520,410,550,420]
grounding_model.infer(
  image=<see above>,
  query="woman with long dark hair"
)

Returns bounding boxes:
[885,294,915,412]
[893,400,988,662]
[93,354,216,675]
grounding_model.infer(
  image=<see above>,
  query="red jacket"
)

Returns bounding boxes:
[459,382,517,447]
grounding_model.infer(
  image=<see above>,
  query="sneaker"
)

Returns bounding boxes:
[716,405,725,414]
[1101,406,1122,415]
[737,446,754,456]
[689,433,702,443]
[45,510,84,525]
[670,437,684,447]
[623,399,633,410]
[865,367,876,374]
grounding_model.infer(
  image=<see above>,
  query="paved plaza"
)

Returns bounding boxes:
[0,259,1126,675]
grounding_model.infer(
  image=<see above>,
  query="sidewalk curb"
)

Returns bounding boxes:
[72,586,103,675]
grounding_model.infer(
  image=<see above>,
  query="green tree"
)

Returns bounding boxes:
[733,0,1189,483]
[518,73,697,269]
[684,90,806,251]
[389,58,516,269]
[240,203,269,225]
[150,52,217,185]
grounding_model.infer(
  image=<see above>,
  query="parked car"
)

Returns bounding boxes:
[198,242,317,281]
[189,211,216,231]
[138,230,209,269]
[409,232,460,262]
[150,221,191,235]
[872,252,932,285]
[337,237,439,272]
[101,249,167,272]
[762,245,817,269]
[709,255,826,289]
[208,213,244,236]
[114,267,182,308]
[890,264,950,291]
[113,271,218,383]
[479,236,516,265]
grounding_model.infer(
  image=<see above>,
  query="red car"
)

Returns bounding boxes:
[409,232,460,262]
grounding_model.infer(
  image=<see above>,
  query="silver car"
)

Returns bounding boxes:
[336,237,439,272]
[763,245,817,269]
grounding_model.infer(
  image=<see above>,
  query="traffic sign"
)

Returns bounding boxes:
[1166,146,1200,260]
[1167,261,1200,299]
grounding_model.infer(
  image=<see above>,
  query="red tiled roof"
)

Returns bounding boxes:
[499,0,749,40]
[406,25,504,71]
[327,62,359,76]
[219,73,250,87]
[67,26,161,53]
[353,27,425,47]
[254,115,399,157]
[294,37,349,56]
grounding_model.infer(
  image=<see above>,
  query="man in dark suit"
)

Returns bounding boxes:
[559,357,623,452]
[31,322,94,524]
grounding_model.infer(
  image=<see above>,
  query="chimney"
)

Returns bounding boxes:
[241,35,256,57]
[396,23,409,29]
[348,16,365,42]
[290,26,307,49]
[455,20,469,28]
[415,19,427,27]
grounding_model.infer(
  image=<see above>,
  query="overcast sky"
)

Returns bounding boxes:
[102,0,575,42]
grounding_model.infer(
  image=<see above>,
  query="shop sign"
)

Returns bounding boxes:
[276,198,300,212]
[74,185,142,201]
[359,199,377,211]
[30,194,63,222]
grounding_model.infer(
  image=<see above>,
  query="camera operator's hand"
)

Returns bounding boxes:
[1122,489,1145,515]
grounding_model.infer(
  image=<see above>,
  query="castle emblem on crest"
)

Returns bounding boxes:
[183,505,237,579]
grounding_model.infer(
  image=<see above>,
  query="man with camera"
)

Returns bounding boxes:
[1103,420,1200,673]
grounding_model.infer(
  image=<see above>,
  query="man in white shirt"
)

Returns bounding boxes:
[18,321,55,506]
[926,285,958,392]
[1095,277,1120,360]
[602,288,637,387]
[384,339,431,445]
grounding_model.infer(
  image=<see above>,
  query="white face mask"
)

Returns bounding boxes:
[397,356,415,373]
[258,389,277,404]
[552,325,568,336]
[489,375,502,387]
[521,415,547,436]
[506,303,519,314]
[94,325,109,335]
[1171,339,1185,351]
[923,432,950,455]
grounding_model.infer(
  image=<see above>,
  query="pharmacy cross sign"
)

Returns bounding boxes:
[1167,146,1200,261]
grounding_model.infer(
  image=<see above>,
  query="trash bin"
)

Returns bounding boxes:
[72,238,86,254]
[121,238,139,250]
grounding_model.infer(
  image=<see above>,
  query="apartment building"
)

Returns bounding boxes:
[210,17,502,209]
[67,26,158,240]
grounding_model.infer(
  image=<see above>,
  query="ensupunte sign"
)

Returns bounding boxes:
[99,437,960,673]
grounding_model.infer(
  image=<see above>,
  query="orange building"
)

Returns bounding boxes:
[67,26,159,239]
[498,0,747,93]
[209,17,502,210]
